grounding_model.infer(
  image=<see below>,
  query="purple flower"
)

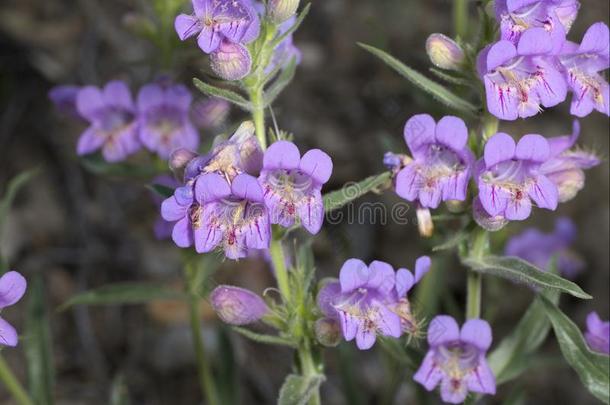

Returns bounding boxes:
[558,22,610,117]
[174,0,260,54]
[209,39,253,80]
[258,141,332,234]
[585,312,610,355]
[151,175,181,240]
[505,217,584,278]
[476,132,558,221]
[191,98,231,129]
[195,173,270,259]
[161,183,200,248]
[541,121,600,202]
[210,285,268,325]
[137,83,199,159]
[76,81,140,162]
[478,29,568,120]
[414,316,496,404]
[395,115,474,209]
[0,271,27,347]
[49,85,81,119]
[495,0,580,53]
[317,257,430,350]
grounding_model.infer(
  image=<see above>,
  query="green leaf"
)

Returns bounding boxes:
[110,374,131,405]
[80,155,158,178]
[358,43,478,116]
[540,296,610,404]
[271,3,311,48]
[147,183,175,199]
[462,256,591,299]
[58,282,187,311]
[193,79,252,111]
[323,172,391,213]
[277,373,325,405]
[429,68,471,86]
[25,275,55,405]
[232,326,296,348]
[432,228,469,252]
[263,57,297,107]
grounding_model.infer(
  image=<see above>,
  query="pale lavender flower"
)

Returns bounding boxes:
[505,217,584,278]
[137,83,199,159]
[495,0,580,53]
[426,34,465,70]
[161,184,200,248]
[210,285,268,325]
[209,39,253,80]
[317,257,430,350]
[174,0,260,54]
[76,81,140,162]
[395,114,474,209]
[585,312,610,355]
[195,173,270,259]
[258,140,332,234]
[476,132,558,221]
[541,120,600,202]
[49,85,81,119]
[191,98,230,129]
[478,28,568,120]
[414,316,496,404]
[0,271,27,347]
[559,22,610,117]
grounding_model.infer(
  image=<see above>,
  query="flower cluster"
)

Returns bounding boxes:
[480,1,609,120]
[317,256,430,350]
[0,271,27,347]
[161,122,333,259]
[50,80,229,162]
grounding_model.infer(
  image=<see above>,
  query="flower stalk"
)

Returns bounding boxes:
[466,229,489,319]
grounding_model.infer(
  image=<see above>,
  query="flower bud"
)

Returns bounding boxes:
[268,0,300,24]
[210,285,268,325]
[473,198,507,232]
[416,206,434,238]
[426,33,465,71]
[314,318,341,347]
[210,40,252,81]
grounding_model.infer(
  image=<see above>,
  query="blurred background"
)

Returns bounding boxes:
[0,0,608,404]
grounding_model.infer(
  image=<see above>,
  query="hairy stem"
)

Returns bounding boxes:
[298,341,321,405]
[0,354,33,405]
[250,86,267,150]
[467,229,490,319]
[453,0,469,39]
[270,237,291,303]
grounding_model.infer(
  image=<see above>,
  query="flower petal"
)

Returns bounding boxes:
[528,175,559,210]
[76,86,106,121]
[404,114,436,158]
[76,127,105,155]
[195,173,231,203]
[174,14,202,41]
[299,149,333,185]
[172,217,194,248]
[517,27,553,55]
[355,323,377,350]
[504,195,532,220]
[440,376,469,404]
[484,133,516,167]
[578,22,610,55]
[435,115,468,151]
[515,134,550,163]
[478,182,510,217]
[428,315,460,346]
[414,256,431,284]
[0,271,27,309]
[317,281,341,318]
[137,83,164,113]
[161,196,187,221]
[103,81,134,111]
[413,351,443,391]
[367,261,396,295]
[395,164,421,202]
[461,319,492,351]
[263,140,301,170]
[376,304,402,338]
[395,269,414,297]
[197,25,222,53]
[339,258,369,293]
[231,174,264,202]
[338,310,359,341]
[0,317,18,347]
[486,40,517,70]
[297,189,324,235]
[467,358,497,395]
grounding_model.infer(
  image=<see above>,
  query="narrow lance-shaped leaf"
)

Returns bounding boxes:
[232,326,296,348]
[278,374,325,405]
[58,282,188,311]
[358,43,478,116]
[540,296,610,404]
[462,255,592,299]
[193,78,252,111]
[323,172,391,213]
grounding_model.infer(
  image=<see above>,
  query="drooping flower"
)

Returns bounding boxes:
[585,312,610,355]
[49,85,81,119]
[210,285,269,325]
[75,81,140,162]
[191,98,231,129]
[395,114,474,209]
[317,257,430,350]
[558,22,610,117]
[174,0,260,54]
[195,173,270,259]
[414,316,496,404]
[505,217,584,278]
[258,140,332,234]
[0,271,27,347]
[541,120,600,202]
[209,39,253,80]
[478,28,568,120]
[426,34,465,71]
[495,0,580,53]
[137,82,199,159]
[476,132,558,221]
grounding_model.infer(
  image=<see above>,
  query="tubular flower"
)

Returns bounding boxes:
[395,114,474,209]
[478,28,568,120]
[476,132,559,221]
[414,316,496,404]
[75,81,140,162]
[258,140,333,234]
[174,0,260,54]
[317,257,430,350]
[558,22,610,117]
[585,312,610,355]
[0,271,27,347]
[137,82,199,159]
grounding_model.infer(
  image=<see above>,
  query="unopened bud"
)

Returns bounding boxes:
[416,206,434,238]
[314,318,341,347]
[426,33,465,71]
[268,0,300,24]
[210,285,269,325]
[547,169,585,203]
[210,40,252,81]
[473,198,507,232]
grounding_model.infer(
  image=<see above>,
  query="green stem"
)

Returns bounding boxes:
[184,266,219,405]
[466,229,489,319]
[298,341,321,405]
[269,236,291,303]
[250,86,267,150]
[453,0,469,39]
[0,353,33,405]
